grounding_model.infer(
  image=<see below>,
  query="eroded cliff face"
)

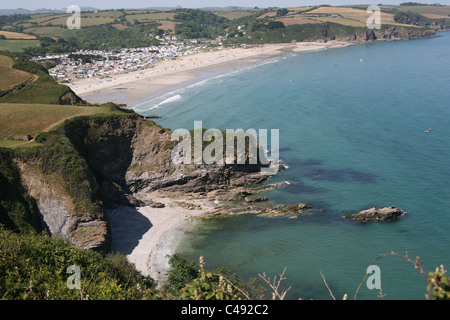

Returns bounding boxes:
[65,114,272,207]
[337,25,437,42]
[15,157,110,253]
[3,113,273,252]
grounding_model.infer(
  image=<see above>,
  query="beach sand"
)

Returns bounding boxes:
[68,41,350,107]
[106,196,216,283]
[91,40,350,282]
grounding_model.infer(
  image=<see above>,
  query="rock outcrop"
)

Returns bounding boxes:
[337,25,437,43]
[64,114,278,202]
[8,113,281,251]
[1,110,407,254]
[17,160,110,252]
[346,206,404,222]
[201,202,313,218]
[58,89,85,105]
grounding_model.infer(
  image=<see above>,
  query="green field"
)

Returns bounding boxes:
[0,55,35,90]
[212,9,260,20]
[24,26,75,38]
[0,139,42,149]
[389,5,450,15]
[0,39,40,52]
[0,103,112,148]
[0,5,447,54]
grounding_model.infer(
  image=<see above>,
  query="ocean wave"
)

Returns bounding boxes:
[186,79,209,89]
[134,94,183,112]
[158,94,182,105]
[133,56,281,113]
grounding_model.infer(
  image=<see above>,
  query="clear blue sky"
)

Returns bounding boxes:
[3,0,450,10]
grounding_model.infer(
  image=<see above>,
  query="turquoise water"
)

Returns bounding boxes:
[134,33,450,300]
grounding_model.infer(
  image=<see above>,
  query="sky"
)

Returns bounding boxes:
[2,0,450,10]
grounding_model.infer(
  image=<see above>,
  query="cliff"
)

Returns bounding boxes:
[0,110,274,252]
[334,24,438,43]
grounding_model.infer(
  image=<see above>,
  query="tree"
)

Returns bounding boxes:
[267,21,285,30]
[276,8,289,17]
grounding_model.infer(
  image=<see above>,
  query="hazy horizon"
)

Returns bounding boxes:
[2,0,450,11]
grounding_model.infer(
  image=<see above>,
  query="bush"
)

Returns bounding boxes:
[165,254,199,294]
[267,21,285,30]
[276,8,289,17]
[427,265,450,300]
[0,149,41,233]
[0,51,81,104]
[0,227,156,299]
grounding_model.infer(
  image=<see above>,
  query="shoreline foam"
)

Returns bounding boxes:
[68,44,290,107]
[68,41,349,108]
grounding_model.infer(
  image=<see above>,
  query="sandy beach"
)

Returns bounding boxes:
[92,40,350,282]
[68,41,350,107]
[106,195,216,283]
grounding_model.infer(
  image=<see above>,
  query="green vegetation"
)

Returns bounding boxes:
[0,5,447,54]
[14,131,103,218]
[0,227,156,299]
[0,103,111,141]
[173,9,230,39]
[0,55,34,90]
[267,21,286,30]
[164,254,200,294]
[0,104,130,221]
[427,265,450,299]
[0,14,32,28]
[0,52,82,104]
[229,21,366,44]
[0,223,265,300]
[276,8,289,17]
[67,53,104,63]
[0,39,40,52]
[0,5,449,301]
[1,220,449,300]
[400,2,443,6]
[0,203,266,301]
[23,24,161,56]
[394,10,450,28]
[0,103,449,300]
[0,150,41,233]
[3,106,136,216]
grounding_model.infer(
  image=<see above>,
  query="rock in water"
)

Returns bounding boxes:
[346,206,404,222]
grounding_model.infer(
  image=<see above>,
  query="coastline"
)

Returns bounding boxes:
[106,195,216,283]
[85,40,352,281]
[68,41,350,108]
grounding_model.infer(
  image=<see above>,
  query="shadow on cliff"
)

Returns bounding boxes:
[106,206,152,255]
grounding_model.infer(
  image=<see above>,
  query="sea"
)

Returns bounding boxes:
[133,32,450,300]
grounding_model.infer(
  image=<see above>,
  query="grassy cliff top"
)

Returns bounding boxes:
[0,52,83,104]
[0,103,116,148]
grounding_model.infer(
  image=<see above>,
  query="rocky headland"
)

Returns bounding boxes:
[0,107,406,263]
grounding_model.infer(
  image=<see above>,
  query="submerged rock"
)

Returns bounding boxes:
[202,202,313,218]
[244,196,268,203]
[346,206,404,222]
[272,203,312,214]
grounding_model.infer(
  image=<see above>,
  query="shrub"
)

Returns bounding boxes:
[0,227,156,299]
